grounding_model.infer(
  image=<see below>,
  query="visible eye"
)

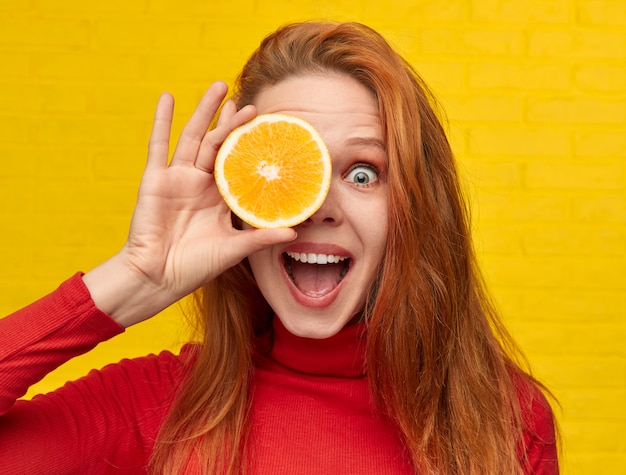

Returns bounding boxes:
[344,164,379,186]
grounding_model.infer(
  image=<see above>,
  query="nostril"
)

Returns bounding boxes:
[304,205,337,224]
[302,215,334,225]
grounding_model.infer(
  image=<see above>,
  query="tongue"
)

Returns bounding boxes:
[291,261,344,297]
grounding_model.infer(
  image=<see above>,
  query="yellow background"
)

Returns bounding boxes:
[0,0,624,473]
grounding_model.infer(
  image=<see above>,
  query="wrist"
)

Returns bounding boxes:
[82,252,173,328]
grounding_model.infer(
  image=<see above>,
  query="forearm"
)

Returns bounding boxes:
[82,250,179,328]
[0,274,123,415]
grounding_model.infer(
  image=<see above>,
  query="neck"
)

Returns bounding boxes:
[262,316,367,378]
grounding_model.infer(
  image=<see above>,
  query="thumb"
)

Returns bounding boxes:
[226,227,297,263]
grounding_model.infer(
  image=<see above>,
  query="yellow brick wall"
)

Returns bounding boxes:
[0,1,624,473]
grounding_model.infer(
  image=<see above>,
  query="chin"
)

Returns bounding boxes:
[277,314,352,340]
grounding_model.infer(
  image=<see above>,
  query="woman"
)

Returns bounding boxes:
[0,22,557,474]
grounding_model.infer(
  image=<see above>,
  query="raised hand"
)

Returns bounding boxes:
[83,82,296,327]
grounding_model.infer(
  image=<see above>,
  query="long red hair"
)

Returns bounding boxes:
[151,21,551,474]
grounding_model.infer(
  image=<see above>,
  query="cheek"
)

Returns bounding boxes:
[370,230,388,275]
[363,200,388,255]
[247,251,264,278]
[247,249,276,290]
[368,213,389,277]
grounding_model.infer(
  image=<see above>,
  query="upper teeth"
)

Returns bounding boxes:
[286,252,348,265]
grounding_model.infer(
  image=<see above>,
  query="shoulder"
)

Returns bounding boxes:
[59,344,201,439]
[2,344,202,472]
[511,370,560,474]
[55,343,202,420]
[94,343,200,393]
[512,371,556,441]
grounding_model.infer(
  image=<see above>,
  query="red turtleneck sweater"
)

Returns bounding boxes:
[0,274,558,473]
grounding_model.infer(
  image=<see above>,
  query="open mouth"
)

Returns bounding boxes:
[283,251,350,298]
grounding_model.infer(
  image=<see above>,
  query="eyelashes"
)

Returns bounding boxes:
[344,163,379,186]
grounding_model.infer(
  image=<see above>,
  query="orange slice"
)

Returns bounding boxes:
[214,113,331,228]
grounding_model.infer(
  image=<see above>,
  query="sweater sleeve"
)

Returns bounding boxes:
[0,273,124,414]
[0,274,193,474]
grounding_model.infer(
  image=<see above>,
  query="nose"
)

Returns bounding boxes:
[302,179,341,226]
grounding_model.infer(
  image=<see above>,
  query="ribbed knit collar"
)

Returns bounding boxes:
[268,317,367,378]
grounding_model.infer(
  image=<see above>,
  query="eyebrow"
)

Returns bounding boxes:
[345,137,386,151]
